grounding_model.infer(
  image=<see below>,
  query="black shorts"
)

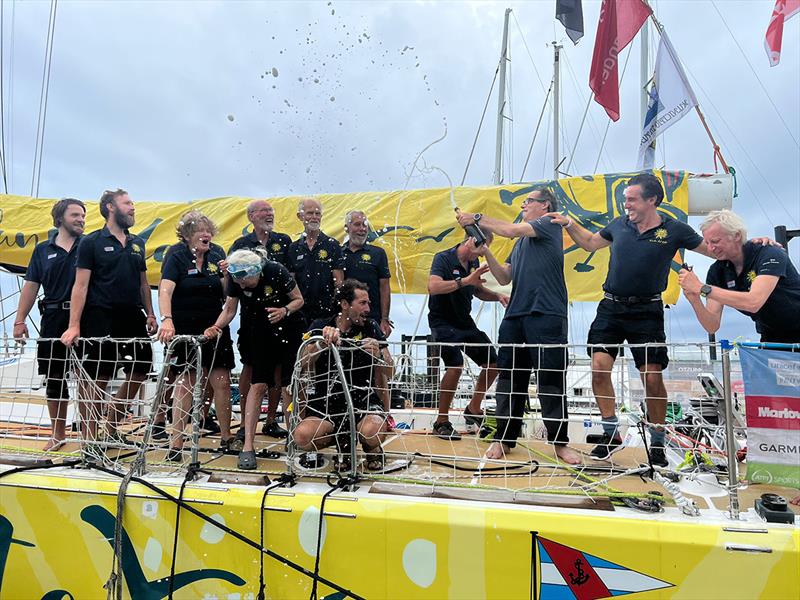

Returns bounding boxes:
[587,298,669,369]
[37,309,70,381]
[169,315,235,372]
[246,323,304,386]
[306,392,385,427]
[430,326,497,368]
[78,305,153,378]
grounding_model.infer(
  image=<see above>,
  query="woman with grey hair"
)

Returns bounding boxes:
[205,247,304,469]
[157,210,235,459]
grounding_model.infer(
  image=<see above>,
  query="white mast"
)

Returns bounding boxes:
[553,42,562,180]
[493,8,511,185]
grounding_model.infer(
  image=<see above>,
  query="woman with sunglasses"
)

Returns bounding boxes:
[157,211,235,459]
[205,248,304,470]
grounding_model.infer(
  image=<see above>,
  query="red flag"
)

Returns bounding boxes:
[589,0,652,121]
[765,0,800,66]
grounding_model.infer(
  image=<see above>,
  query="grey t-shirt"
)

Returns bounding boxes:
[505,217,568,318]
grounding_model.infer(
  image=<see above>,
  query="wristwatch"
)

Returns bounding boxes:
[455,276,463,289]
[474,213,483,223]
[699,285,712,298]
[160,315,173,322]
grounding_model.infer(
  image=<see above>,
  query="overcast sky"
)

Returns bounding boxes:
[2,0,798,345]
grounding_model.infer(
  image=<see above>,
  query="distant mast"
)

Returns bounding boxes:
[493,8,511,185]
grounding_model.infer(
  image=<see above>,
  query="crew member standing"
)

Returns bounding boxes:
[14,198,86,451]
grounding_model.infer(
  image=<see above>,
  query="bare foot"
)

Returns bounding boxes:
[485,441,510,460]
[43,437,66,452]
[791,495,800,507]
[554,445,582,465]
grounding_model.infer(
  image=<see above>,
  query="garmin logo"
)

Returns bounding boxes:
[758,442,799,454]
[758,406,800,420]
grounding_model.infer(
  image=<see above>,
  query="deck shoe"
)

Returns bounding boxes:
[166,447,183,463]
[463,407,484,433]
[238,450,257,470]
[432,420,462,441]
[589,433,623,460]
[152,422,168,442]
[200,415,221,434]
[649,447,669,468]
[261,420,289,439]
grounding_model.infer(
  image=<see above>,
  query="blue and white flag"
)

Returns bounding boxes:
[636,31,698,169]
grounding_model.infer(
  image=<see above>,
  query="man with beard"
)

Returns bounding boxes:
[14,198,86,450]
[287,198,344,321]
[228,199,294,443]
[340,210,392,337]
[61,189,157,445]
[295,279,392,471]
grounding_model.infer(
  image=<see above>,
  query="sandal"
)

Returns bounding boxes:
[219,437,236,455]
[333,454,352,473]
[44,438,66,452]
[365,449,385,472]
[238,450,257,470]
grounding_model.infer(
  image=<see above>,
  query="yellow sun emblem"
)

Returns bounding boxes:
[264,286,274,297]
[271,243,281,252]
[208,262,219,274]
[319,249,329,260]
[353,332,363,341]
[747,270,757,283]
[654,228,668,240]
[361,253,371,262]
[131,244,143,255]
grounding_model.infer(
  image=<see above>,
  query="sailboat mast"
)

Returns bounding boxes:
[493,8,511,185]
[553,42,562,180]
[640,21,649,127]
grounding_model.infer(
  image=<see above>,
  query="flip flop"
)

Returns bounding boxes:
[43,438,66,452]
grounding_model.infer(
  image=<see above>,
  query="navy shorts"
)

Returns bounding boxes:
[170,314,235,372]
[244,323,304,386]
[430,326,497,368]
[587,299,669,369]
[78,305,153,378]
[37,308,70,381]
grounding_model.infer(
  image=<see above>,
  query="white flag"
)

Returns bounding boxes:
[636,31,699,169]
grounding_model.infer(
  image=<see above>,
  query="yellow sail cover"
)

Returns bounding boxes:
[0,170,690,302]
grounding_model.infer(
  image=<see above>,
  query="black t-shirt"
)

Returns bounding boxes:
[428,245,479,330]
[226,261,300,334]
[340,243,391,322]
[306,316,386,411]
[161,242,226,324]
[706,242,800,336]
[228,231,292,267]
[25,234,82,304]
[286,232,343,320]
[506,217,568,318]
[599,214,703,297]
[76,226,147,309]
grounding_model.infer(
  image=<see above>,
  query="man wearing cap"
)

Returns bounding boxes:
[61,189,157,444]
[458,187,580,464]
[286,198,344,321]
[14,198,86,450]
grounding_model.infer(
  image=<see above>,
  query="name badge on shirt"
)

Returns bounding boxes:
[104,246,115,252]
[47,253,57,259]
[187,268,198,275]
[297,254,304,260]
[727,281,736,288]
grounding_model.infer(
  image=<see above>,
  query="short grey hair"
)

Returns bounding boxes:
[700,209,747,241]
[227,248,266,268]
[176,210,218,242]
[297,197,321,213]
[345,210,366,225]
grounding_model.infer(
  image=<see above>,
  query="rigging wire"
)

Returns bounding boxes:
[710,0,799,149]
[460,63,499,186]
[510,10,547,95]
[593,43,635,173]
[519,78,552,181]
[30,0,58,199]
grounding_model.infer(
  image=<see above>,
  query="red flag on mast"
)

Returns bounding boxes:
[589,0,652,121]
[765,0,800,66]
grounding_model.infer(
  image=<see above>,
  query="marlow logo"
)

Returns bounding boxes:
[757,406,800,420]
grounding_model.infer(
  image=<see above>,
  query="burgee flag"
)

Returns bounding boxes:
[556,0,584,45]
[589,0,652,122]
[636,31,699,169]
[765,0,800,66]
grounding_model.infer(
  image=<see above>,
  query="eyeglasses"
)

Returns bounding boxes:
[522,197,546,207]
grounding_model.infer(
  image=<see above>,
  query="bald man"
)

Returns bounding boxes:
[229,200,292,266]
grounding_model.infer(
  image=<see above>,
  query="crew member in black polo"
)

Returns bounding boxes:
[61,189,157,443]
[340,210,393,337]
[205,248,304,470]
[427,232,506,441]
[286,197,343,320]
[228,199,292,266]
[680,209,800,344]
[228,199,293,441]
[550,173,707,467]
[14,198,85,451]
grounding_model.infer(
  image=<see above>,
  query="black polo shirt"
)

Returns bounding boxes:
[76,226,147,309]
[286,232,343,320]
[161,242,226,323]
[706,242,800,337]
[25,234,82,305]
[505,217,568,318]
[341,242,391,321]
[599,214,702,298]
[428,245,479,330]
[228,231,292,267]
[226,261,301,333]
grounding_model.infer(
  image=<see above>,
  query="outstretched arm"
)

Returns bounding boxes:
[457,212,535,239]
[545,212,610,252]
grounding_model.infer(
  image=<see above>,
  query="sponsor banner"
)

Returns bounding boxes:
[0,170,691,301]
[740,346,800,489]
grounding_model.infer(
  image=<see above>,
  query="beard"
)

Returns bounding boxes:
[113,210,134,229]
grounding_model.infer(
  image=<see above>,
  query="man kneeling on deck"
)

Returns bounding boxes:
[295,279,393,471]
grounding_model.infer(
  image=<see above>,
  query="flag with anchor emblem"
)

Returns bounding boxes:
[535,536,672,599]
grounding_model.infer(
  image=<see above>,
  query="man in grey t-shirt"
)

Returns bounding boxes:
[458,187,580,464]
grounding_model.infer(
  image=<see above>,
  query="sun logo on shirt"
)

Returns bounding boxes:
[654,228,668,240]
[264,286,274,296]
[353,332,363,341]
[208,262,219,274]
[319,249,329,260]
[131,244,143,255]
[271,243,281,252]
[747,270,757,283]
[361,253,371,262]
